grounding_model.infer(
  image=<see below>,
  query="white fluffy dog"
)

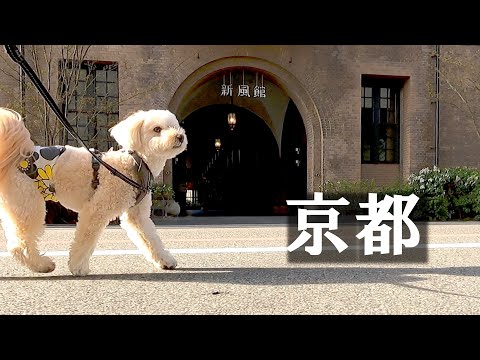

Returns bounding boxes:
[0,107,187,276]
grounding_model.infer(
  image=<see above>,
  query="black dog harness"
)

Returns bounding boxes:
[91,149,153,206]
[18,146,152,206]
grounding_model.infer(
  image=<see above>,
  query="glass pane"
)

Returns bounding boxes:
[67,97,76,110]
[380,109,388,124]
[386,125,396,139]
[388,109,396,124]
[361,98,365,108]
[377,139,386,161]
[107,82,118,96]
[77,96,95,112]
[365,87,372,97]
[362,108,373,125]
[380,99,387,108]
[386,149,394,162]
[84,72,95,88]
[79,69,87,81]
[86,81,95,97]
[76,81,86,96]
[107,69,118,82]
[363,144,370,161]
[60,69,74,91]
[77,113,88,127]
[365,98,372,108]
[61,67,72,78]
[107,98,119,114]
[96,82,106,96]
[97,126,109,139]
[96,70,106,82]
[67,77,78,94]
[67,112,77,124]
[361,87,364,97]
[96,96,107,111]
[77,125,88,139]
[386,134,394,152]
[97,113,107,127]
[108,114,119,127]
[88,125,96,136]
[380,88,388,98]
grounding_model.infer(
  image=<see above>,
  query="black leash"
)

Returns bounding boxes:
[4,45,151,194]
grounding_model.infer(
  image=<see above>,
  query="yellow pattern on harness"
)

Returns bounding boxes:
[18,145,66,202]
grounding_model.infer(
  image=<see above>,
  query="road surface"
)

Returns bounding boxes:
[0,218,479,314]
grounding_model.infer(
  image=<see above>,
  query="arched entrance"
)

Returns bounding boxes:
[165,60,317,216]
[165,57,323,195]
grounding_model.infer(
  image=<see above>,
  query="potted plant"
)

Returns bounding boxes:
[151,183,178,216]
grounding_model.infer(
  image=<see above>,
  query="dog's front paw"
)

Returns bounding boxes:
[68,259,90,277]
[158,251,177,270]
[161,261,177,270]
[32,256,56,273]
[69,265,90,277]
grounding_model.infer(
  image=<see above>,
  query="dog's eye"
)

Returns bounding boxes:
[153,127,162,133]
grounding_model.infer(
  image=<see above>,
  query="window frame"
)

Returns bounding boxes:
[361,76,403,164]
[59,60,119,152]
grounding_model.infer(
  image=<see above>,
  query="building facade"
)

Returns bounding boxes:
[0,45,478,215]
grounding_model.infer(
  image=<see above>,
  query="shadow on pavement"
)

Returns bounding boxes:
[2,266,479,293]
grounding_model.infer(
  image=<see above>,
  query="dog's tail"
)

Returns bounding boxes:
[0,107,34,184]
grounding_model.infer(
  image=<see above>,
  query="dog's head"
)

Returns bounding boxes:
[109,109,187,160]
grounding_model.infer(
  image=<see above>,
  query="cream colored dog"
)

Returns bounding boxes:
[0,107,187,276]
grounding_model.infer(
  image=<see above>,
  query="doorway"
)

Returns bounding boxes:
[173,104,281,215]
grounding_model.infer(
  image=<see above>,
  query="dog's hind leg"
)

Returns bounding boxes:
[120,198,177,270]
[0,173,55,273]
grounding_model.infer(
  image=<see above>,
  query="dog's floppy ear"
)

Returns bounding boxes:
[109,111,144,150]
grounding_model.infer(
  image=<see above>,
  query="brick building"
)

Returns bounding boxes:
[0,45,478,215]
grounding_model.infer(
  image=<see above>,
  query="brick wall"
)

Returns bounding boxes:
[436,45,480,168]
[361,164,402,186]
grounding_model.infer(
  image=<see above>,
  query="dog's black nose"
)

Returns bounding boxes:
[176,134,184,143]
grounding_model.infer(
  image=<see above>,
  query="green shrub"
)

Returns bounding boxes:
[318,166,480,221]
[152,183,175,200]
[407,166,480,221]
[377,181,414,198]
[321,179,379,215]
[470,185,480,220]
[319,179,413,215]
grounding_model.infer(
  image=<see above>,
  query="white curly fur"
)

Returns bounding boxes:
[0,107,187,276]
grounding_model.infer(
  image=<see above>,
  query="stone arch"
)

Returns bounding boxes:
[158,56,323,194]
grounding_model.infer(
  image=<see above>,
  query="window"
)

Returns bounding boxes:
[186,189,199,207]
[361,76,403,164]
[59,60,119,151]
